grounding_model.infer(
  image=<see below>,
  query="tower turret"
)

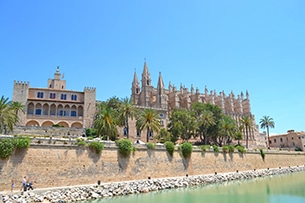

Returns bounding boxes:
[141,61,152,107]
[131,71,140,105]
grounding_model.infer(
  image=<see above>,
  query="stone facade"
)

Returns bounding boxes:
[130,61,261,145]
[0,144,304,191]
[12,67,96,129]
[269,130,305,151]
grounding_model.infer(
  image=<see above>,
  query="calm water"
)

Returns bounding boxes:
[84,171,305,203]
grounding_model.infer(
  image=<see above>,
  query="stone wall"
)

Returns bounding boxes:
[0,144,304,191]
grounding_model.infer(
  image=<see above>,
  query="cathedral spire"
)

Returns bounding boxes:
[141,60,151,87]
[157,72,164,90]
[132,70,139,86]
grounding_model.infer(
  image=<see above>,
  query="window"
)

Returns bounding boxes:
[71,95,77,101]
[37,92,44,98]
[59,110,67,116]
[280,138,283,142]
[61,94,67,100]
[50,93,56,99]
[292,137,294,140]
[137,130,141,137]
[274,139,276,143]
[35,109,42,115]
[71,111,77,117]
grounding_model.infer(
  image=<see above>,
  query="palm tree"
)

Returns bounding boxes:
[259,116,275,149]
[198,110,215,145]
[138,108,160,142]
[10,101,25,126]
[94,106,118,141]
[118,97,137,139]
[240,115,253,149]
[219,115,237,146]
[0,96,18,134]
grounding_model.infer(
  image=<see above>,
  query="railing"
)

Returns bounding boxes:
[26,114,83,120]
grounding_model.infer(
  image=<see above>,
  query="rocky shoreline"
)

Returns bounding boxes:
[1,166,305,203]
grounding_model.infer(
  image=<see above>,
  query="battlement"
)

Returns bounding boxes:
[14,80,30,86]
[84,87,96,92]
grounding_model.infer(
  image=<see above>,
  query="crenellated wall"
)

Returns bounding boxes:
[0,144,304,192]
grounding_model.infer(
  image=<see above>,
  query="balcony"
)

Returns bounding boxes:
[27,114,83,120]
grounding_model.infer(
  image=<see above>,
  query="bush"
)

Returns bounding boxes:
[147,142,156,150]
[0,138,15,159]
[14,137,31,149]
[223,145,235,153]
[200,145,210,152]
[295,147,302,151]
[213,145,219,152]
[117,139,134,157]
[88,141,104,154]
[228,145,235,153]
[222,145,229,153]
[259,148,265,161]
[179,142,193,158]
[77,141,87,146]
[236,145,246,153]
[164,141,175,156]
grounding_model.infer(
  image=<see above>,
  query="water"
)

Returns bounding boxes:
[84,171,305,203]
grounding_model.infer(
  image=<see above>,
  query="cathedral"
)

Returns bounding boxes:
[131,61,262,146]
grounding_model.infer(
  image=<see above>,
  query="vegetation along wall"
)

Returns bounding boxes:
[0,144,304,192]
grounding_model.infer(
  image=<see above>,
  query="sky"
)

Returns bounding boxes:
[0,1,304,135]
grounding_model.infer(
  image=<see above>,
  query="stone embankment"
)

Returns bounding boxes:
[1,166,304,203]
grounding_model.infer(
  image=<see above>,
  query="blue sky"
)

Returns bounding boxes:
[0,1,304,135]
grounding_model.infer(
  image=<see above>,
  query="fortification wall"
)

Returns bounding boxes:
[0,145,304,191]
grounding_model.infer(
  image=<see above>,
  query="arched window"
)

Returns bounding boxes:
[37,92,44,98]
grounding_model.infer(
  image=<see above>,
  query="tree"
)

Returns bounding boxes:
[219,115,237,146]
[167,108,196,142]
[138,108,160,142]
[118,97,137,139]
[94,104,118,141]
[240,115,254,149]
[155,128,172,143]
[191,102,222,145]
[197,110,215,145]
[10,101,25,115]
[0,96,19,134]
[259,116,275,149]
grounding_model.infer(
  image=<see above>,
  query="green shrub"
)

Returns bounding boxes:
[179,142,193,158]
[117,139,134,157]
[228,145,235,153]
[236,145,246,153]
[77,141,87,146]
[14,137,31,149]
[76,138,84,142]
[222,145,229,153]
[222,145,235,153]
[200,145,210,152]
[213,145,219,152]
[147,142,156,150]
[88,141,104,154]
[295,147,302,151]
[259,148,265,161]
[0,138,15,159]
[164,141,175,156]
